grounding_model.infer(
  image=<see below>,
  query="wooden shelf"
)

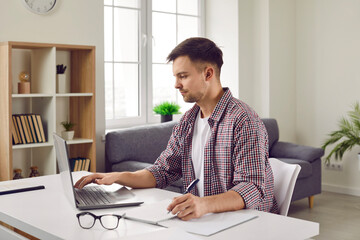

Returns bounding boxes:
[65,138,93,145]
[56,93,93,97]
[12,142,53,149]
[12,94,53,98]
[0,42,96,181]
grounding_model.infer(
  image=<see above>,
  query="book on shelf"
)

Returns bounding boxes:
[11,114,46,145]
[26,115,38,143]
[19,115,31,143]
[12,116,21,144]
[23,115,34,143]
[70,158,91,172]
[31,114,43,143]
[14,115,26,144]
[11,118,20,145]
[36,114,46,142]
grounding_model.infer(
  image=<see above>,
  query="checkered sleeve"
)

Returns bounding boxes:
[230,118,268,209]
[146,123,183,189]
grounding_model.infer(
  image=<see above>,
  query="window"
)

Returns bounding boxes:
[104,0,203,128]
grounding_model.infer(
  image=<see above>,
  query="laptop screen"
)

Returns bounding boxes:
[53,133,77,207]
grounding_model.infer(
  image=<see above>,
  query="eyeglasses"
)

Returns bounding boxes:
[76,212,123,230]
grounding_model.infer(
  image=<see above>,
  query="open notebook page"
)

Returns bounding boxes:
[159,211,258,236]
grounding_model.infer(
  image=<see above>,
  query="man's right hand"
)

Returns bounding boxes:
[74,170,157,189]
[74,172,121,189]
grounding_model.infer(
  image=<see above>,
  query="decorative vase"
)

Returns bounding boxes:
[62,130,74,140]
[18,82,30,94]
[161,115,173,123]
[57,74,67,93]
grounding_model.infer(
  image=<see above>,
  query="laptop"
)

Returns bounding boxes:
[53,133,143,210]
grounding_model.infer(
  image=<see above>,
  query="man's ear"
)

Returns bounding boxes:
[204,67,214,81]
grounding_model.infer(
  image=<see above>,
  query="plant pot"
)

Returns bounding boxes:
[161,115,173,123]
[62,130,74,140]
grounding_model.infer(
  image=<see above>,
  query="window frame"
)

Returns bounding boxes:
[105,0,205,129]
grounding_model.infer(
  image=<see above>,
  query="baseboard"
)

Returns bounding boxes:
[322,183,360,197]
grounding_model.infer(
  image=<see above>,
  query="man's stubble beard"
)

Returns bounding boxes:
[182,91,204,103]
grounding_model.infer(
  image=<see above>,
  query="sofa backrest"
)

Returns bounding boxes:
[261,118,279,150]
[106,121,176,171]
[105,118,280,171]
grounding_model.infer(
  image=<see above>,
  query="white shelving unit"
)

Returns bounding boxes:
[0,42,96,181]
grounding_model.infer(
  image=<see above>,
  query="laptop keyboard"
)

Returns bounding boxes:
[76,186,113,205]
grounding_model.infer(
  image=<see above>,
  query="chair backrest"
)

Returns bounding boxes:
[269,158,301,216]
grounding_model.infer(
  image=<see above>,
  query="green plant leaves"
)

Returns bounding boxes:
[322,102,360,164]
[153,101,181,115]
[61,121,75,131]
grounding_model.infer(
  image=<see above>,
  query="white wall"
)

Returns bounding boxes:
[238,0,360,196]
[252,0,270,117]
[296,0,360,195]
[205,0,239,98]
[269,0,296,142]
[0,0,106,172]
[238,0,296,142]
[238,0,255,106]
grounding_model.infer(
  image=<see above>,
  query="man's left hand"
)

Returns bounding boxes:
[167,193,208,221]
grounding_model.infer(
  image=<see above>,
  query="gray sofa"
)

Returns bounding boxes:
[105,119,324,207]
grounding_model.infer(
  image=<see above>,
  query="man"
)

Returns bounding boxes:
[75,37,279,220]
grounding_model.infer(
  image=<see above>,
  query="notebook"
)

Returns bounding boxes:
[124,198,257,236]
[53,133,143,210]
[159,211,258,236]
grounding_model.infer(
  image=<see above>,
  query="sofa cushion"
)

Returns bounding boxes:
[112,161,152,173]
[112,161,183,192]
[261,118,279,150]
[270,141,325,163]
[106,121,177,166]
[277,158,312,179]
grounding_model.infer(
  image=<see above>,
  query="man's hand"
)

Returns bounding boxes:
[74,170,157,189]
[74,172,120,189]
[167,193,208,221]
[167,190,245,221]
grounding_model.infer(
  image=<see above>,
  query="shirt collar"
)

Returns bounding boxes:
[209,87,232,122]
[184,87,232,124]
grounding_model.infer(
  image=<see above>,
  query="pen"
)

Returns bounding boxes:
[168,178,199,214]
[183,178,199,194]
[0,185,45,196]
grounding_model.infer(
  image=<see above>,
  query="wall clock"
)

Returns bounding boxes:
[22,0,57,15]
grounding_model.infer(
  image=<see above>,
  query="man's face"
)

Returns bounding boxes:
[172,56,206,103]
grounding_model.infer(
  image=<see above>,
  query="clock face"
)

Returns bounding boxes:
[23,0,57,15]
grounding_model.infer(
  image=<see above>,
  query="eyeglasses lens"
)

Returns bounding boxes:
[101,215,119,230]
[79,214,95,229]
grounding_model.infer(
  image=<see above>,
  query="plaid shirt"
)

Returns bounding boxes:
[147,88,279,213]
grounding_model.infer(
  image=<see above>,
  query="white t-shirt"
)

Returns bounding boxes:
[191,111,211,197]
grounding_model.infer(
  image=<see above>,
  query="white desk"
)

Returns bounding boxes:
[0,172,319,240]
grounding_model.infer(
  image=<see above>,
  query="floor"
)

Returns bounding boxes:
[288,191,360,240]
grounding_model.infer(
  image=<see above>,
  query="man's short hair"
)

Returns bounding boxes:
[167,37,223,77]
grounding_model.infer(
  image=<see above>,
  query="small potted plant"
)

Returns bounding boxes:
[322,102,360,165]
[153,101,181,123]
[61,121,75,140]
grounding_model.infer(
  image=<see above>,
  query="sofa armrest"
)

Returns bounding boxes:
[270,141,324,163]
[105,121,177,172]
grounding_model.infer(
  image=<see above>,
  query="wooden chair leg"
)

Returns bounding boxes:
[308,195,314,208]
